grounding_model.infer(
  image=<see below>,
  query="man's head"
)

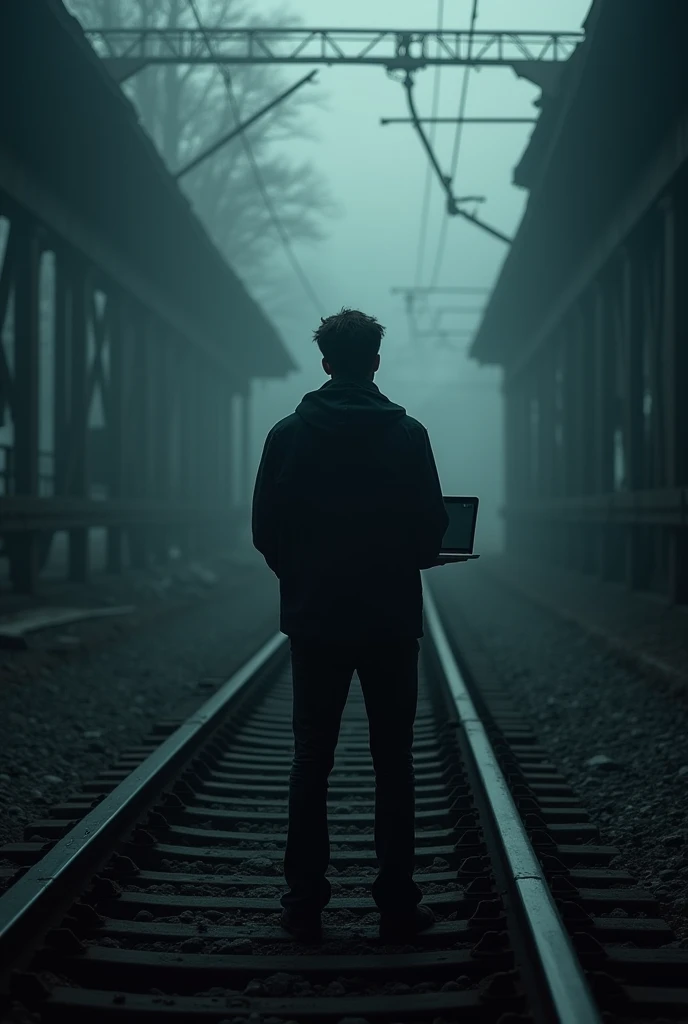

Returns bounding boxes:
[313,307,385,380]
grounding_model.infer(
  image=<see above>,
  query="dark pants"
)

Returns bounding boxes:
[281,634,422,915]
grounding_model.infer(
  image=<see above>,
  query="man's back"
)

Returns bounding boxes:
[252,377,448,638]
[254,308,448,943]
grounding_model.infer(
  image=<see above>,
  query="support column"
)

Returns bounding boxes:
[621,244,648,590]
[192,363,213,556]
[67,260,89,582]
[106,293,124,573]
[662,192,688,603]
[577,303,597,574]
[11,217,41,592]
[53,252,69,498]
[176,344,196,557]
[536,348,552,561]
[503,379,528,556]
[241,384,251,513]
[561,318,582,570]
[213,374,232,549]
[218,380,233,509]
[151,326,171,562]
[126,307,150,569]
[593,281,617,580]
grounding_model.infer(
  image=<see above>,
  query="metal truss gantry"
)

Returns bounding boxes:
[86,28,582,81]
[88,24,581,246]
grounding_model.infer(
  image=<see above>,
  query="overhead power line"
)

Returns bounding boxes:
[430,0,480,287]
[175,70,317,180]
[391,286,490,295]
[382,116,537,125]
[414,0,445,293]
[186,0,325,316]
[402,73,511,245]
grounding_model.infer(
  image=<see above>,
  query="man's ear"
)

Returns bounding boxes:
[322,358,332,376]
[372,353,381,372]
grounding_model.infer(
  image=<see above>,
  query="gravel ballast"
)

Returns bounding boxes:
[430,564,688,943]
[0,557,279,852]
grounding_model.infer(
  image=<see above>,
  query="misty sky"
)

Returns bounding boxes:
[247,0,591,546]
[254,1,591,377]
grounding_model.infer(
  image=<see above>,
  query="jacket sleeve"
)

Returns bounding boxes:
[251,428,281,576]
[413,426,450,570]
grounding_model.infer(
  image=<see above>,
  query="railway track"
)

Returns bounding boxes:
[0,589,687,1023]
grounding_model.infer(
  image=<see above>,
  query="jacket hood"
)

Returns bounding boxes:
[295,378,407,434]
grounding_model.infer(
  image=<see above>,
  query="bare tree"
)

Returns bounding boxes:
[65,0,335,291]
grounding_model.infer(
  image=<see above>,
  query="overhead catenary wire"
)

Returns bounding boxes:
[429,0,480,287]
[186,0,325,316]
[414,0,445,293]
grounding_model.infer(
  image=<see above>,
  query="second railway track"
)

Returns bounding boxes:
[1,589,687,1023]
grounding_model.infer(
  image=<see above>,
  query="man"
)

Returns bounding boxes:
[252,307,450,943]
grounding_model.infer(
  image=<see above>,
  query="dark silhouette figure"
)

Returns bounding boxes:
[252,308,449,941]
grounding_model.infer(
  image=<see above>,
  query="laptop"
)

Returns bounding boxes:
[439,496,480,561]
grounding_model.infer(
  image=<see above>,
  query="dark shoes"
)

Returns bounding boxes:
[280,907,322,942]
[379,903,436,942]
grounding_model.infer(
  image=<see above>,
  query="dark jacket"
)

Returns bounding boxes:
[251,377,448,639]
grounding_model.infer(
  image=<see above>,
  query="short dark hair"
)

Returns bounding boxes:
[313,307,385,377]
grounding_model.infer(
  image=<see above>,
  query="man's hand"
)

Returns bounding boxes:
[430,555,470,567]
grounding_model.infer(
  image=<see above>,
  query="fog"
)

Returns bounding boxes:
[248,0,591,552]
[1,0,592,575]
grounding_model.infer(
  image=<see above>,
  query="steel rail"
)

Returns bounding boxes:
[424,587,603,1024]
[0,632,288,967]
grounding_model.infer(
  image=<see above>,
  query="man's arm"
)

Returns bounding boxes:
[251,428,281,576]
[413,426,450,570]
